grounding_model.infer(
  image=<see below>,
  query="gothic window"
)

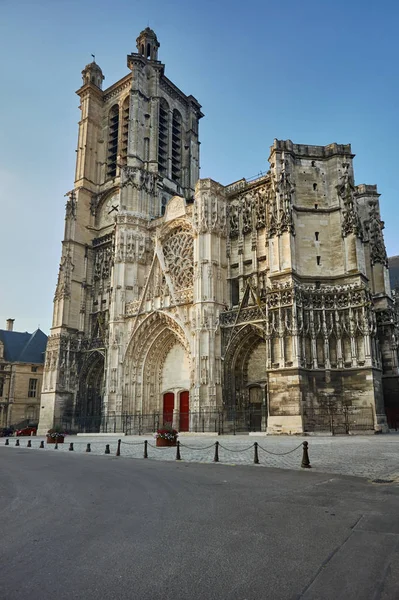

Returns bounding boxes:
[161,196,168,216]
[231,279,239,306]
[162,228,193,289]
[107,105,119,179]
[0,377,3,396]
[158,98,169,177]
[172,109,182,184]
[28,378,38,398]
[120,97,130,166]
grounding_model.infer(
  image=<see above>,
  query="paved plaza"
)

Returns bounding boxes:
[1,448,399,600]
[4,432,399,481]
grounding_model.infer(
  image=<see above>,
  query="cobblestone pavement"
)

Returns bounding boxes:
[4,432,399,481]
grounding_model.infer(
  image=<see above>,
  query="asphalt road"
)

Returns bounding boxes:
[1,449,399,600]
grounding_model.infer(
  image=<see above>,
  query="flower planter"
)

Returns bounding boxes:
[156,437,177,447]
[46,436,65,444]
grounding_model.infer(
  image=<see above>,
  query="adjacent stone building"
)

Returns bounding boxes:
[0,319,47,427]
[38,28,399,435]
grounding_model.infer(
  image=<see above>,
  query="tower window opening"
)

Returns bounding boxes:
[315,232,319,241]
[141,44,144,55]
[144,137,149,162]
[316,256,321,266]
[172,109,182,184]
[311,160,316,167]
[161,196,168,216]
[147,43,151,58]
[107,105,119,179]
[314,203,318,210]
[231,279,239,307]
[120,96,129,166]
[313,183,317,191]
[158,99,169,177]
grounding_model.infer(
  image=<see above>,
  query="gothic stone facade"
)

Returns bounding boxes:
[38,29,399,434]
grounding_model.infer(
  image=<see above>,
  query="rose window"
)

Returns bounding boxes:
[162,229,193,289]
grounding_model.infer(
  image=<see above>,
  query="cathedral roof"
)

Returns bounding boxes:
[0,328,47,364]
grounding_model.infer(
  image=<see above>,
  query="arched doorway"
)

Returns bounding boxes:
[179,390,189,432]
[163,392,174,426]
[76,351,104,432]
[248,386,263,431]
[223,325,267,431]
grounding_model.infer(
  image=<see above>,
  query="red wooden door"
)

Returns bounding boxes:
[163,393,174,426]
[179,391,189,432]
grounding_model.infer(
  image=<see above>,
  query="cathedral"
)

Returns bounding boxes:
[38,28,399,435]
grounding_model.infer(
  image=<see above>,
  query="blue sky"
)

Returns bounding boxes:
[1,0,398,334]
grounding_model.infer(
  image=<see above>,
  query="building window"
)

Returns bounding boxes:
[107,105,119,179]
[231,279,240,306]
[26,406,37,423]
[158,98,169,177]
[120,96,129,166]
[172,109,182,184]
[28,378,38,398]
[144,137,150,162]
[315,232,319,241]
[316,256,321,266]
[313,183,317,191]
[0,378,4,397]
[31,366,38,372]
[161,196,168,216]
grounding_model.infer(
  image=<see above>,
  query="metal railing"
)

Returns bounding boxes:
[303,406,374,435]
[54,408,268,435]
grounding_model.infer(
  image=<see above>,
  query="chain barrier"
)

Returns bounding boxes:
[3,437,311,468]
[179,443,216,451]
[257,443,303,456]
[218,443,255,453]
[120,440,147,446]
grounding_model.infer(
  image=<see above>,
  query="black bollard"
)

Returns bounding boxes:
[86,443,91,453]
[176,441,181,461]
[5,438,9,446]
[27,440,31,448]
[213,441,219,463]
[39,440,44,448]
[301,441,311,469]
[15,439,20,447]
[54,442,58,449]
[144,440,148,459]
[105,444,110,455]
[69,442,74,451]
[116,439,121,457]
[253,442,259,464]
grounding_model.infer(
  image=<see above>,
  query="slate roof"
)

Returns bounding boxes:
[0,328,48,364]
[388,256,399,290]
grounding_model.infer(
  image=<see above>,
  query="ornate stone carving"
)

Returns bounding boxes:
[93,246,113,281]
[229,204,239,237]
[337,170,363,239]
[54,248,74,300]
[65,190,76,220]
[120,166,157,193]
[368,201,388,267]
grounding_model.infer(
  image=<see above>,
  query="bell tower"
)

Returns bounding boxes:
[136,27,160,61]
